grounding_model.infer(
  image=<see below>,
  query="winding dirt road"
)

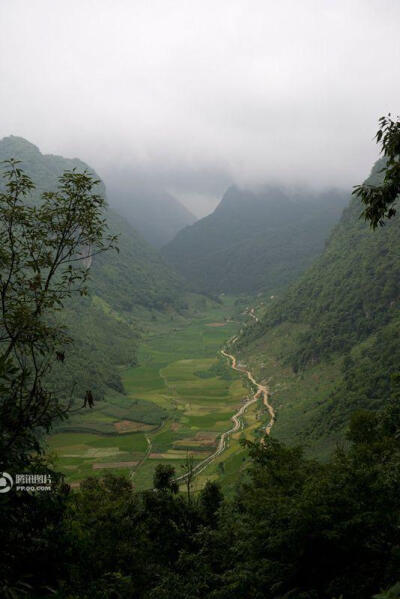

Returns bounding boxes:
[175,366,259,482]
[221,349,275,437]
[175,345,275,483]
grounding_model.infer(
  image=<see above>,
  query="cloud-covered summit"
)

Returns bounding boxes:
[1,0,399,214]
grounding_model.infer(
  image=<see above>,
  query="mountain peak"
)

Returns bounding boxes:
[0,135,41,156]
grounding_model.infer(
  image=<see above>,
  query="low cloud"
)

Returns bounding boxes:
[1,0,399,213]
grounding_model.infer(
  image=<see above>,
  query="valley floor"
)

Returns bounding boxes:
[48,296,271,491]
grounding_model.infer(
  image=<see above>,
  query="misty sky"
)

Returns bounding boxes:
[1,0,400,216]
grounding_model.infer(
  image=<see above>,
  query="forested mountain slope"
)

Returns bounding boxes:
[162,184,348,294]
[104,174,196,247]
[237,159,400,447]
[0,136,184,399]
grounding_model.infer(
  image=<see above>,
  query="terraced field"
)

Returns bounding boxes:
[48,296,267,490]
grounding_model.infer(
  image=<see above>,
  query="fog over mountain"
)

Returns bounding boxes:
[1,1,400,215]
[103,168,197,247]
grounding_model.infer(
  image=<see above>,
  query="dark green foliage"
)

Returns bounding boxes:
[0,463,69,598]
[346,409,379,444]
[221,420,400,599]
[374,584,400,598]
[153,464,178,493]
[199,480,223,527]
[61,474,139,597]
[314,324,400,435]
[12,398,400,598]
[163,185,348,294]
[354,114,400,228]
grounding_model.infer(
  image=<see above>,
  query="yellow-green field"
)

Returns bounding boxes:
[47,296,266,490]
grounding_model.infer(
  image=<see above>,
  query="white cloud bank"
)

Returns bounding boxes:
[1,0,399,214]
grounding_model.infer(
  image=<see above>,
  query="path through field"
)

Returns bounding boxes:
[221,349,275,436]
[176,342,275,483]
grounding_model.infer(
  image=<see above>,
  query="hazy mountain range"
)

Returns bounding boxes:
[163,184,349,294]
[104,172,196,247]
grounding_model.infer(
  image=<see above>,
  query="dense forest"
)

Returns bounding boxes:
[163,184,348,294]
[3,401,400,598]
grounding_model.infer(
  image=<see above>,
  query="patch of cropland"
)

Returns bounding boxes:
[49,296,269,490]
[0,136,184,401]
[236,159,400,455]
[163,184,348,294]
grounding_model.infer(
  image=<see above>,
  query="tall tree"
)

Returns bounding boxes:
[0,160,116,468]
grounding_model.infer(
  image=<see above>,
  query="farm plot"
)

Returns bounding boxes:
[48,296,248,488]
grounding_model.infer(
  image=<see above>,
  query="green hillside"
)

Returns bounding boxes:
[91,208,183,313]
[162,184,348,294]
[0,136,184,400]
[236,159,400,451]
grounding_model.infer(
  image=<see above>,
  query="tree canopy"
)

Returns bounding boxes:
[354,114,400,228]
[0,160,115,468]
